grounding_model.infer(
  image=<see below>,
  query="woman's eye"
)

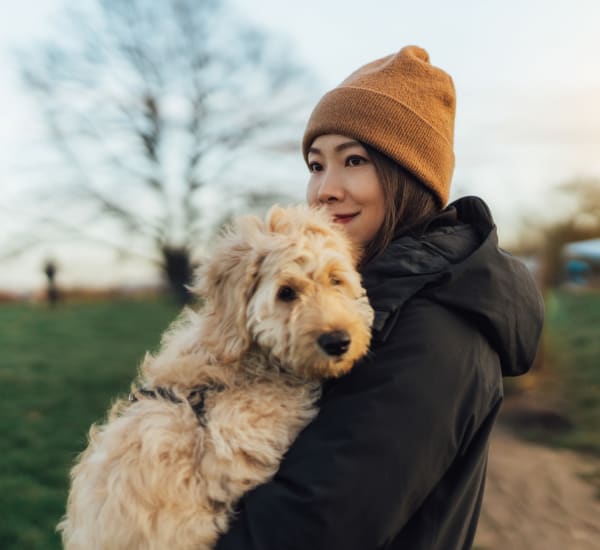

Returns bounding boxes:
[346,155,366,167]
[308,162,323,173]
[277,285,298,302]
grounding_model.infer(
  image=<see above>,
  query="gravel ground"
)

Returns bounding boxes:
[474,424,600,550]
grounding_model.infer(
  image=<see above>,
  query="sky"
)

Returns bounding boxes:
[1,0,600,292]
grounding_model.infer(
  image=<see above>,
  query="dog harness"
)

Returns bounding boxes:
[128,384,226,425]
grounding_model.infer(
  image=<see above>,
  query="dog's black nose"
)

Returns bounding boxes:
[318,330,351,357]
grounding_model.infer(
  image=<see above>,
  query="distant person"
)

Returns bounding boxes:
[216,45,544,549]
[43,259,60,306]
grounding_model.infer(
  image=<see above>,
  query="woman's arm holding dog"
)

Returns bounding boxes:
[215,299,503,550]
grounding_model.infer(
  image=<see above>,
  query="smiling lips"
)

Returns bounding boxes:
[332,212,359,224]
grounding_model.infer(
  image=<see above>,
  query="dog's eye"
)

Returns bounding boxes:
[330,276,342,286]
[277,285,297,302]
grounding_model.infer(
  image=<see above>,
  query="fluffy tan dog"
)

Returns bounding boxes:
[58,204,374,550]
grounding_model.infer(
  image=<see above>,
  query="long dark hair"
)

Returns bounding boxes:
[361,143,442,265]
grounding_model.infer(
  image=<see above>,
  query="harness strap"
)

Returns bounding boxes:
[128,383,226,424]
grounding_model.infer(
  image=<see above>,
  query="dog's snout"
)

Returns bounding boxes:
[318,330,351,357]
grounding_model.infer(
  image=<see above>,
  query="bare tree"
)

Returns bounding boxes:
[511,178,600,289]
[19,0,311,302]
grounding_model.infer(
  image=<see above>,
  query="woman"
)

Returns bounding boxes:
[216,45,544,550]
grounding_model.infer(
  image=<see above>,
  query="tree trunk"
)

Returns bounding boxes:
[161,246,194,304]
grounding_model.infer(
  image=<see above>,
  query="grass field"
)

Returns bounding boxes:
[0,298,179,549]
[540,290,600,455]
[0,291,598,548]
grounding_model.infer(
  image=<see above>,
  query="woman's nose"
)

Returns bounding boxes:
[316,170,344,203]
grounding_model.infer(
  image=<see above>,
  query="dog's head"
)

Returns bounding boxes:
[192,205,374,379]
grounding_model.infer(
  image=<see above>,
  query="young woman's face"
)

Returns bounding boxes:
[306,134,386,248]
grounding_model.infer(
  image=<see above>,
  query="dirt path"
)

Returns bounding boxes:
[474,425,600,550]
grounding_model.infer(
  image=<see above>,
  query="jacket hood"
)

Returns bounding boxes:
[360,196,544,376]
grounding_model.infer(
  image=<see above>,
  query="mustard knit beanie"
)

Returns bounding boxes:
[302,45,456,206]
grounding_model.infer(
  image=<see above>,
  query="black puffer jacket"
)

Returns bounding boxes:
[216,196,544,550]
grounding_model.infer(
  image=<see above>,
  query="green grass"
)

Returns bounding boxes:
[542,290,600,454]
[0,298,179,549]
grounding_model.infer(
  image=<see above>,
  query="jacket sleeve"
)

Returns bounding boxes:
[215,298,500,550]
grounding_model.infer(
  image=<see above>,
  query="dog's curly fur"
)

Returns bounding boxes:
[58,205,374,550]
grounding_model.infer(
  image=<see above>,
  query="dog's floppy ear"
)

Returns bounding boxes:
[191,215,266,362]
